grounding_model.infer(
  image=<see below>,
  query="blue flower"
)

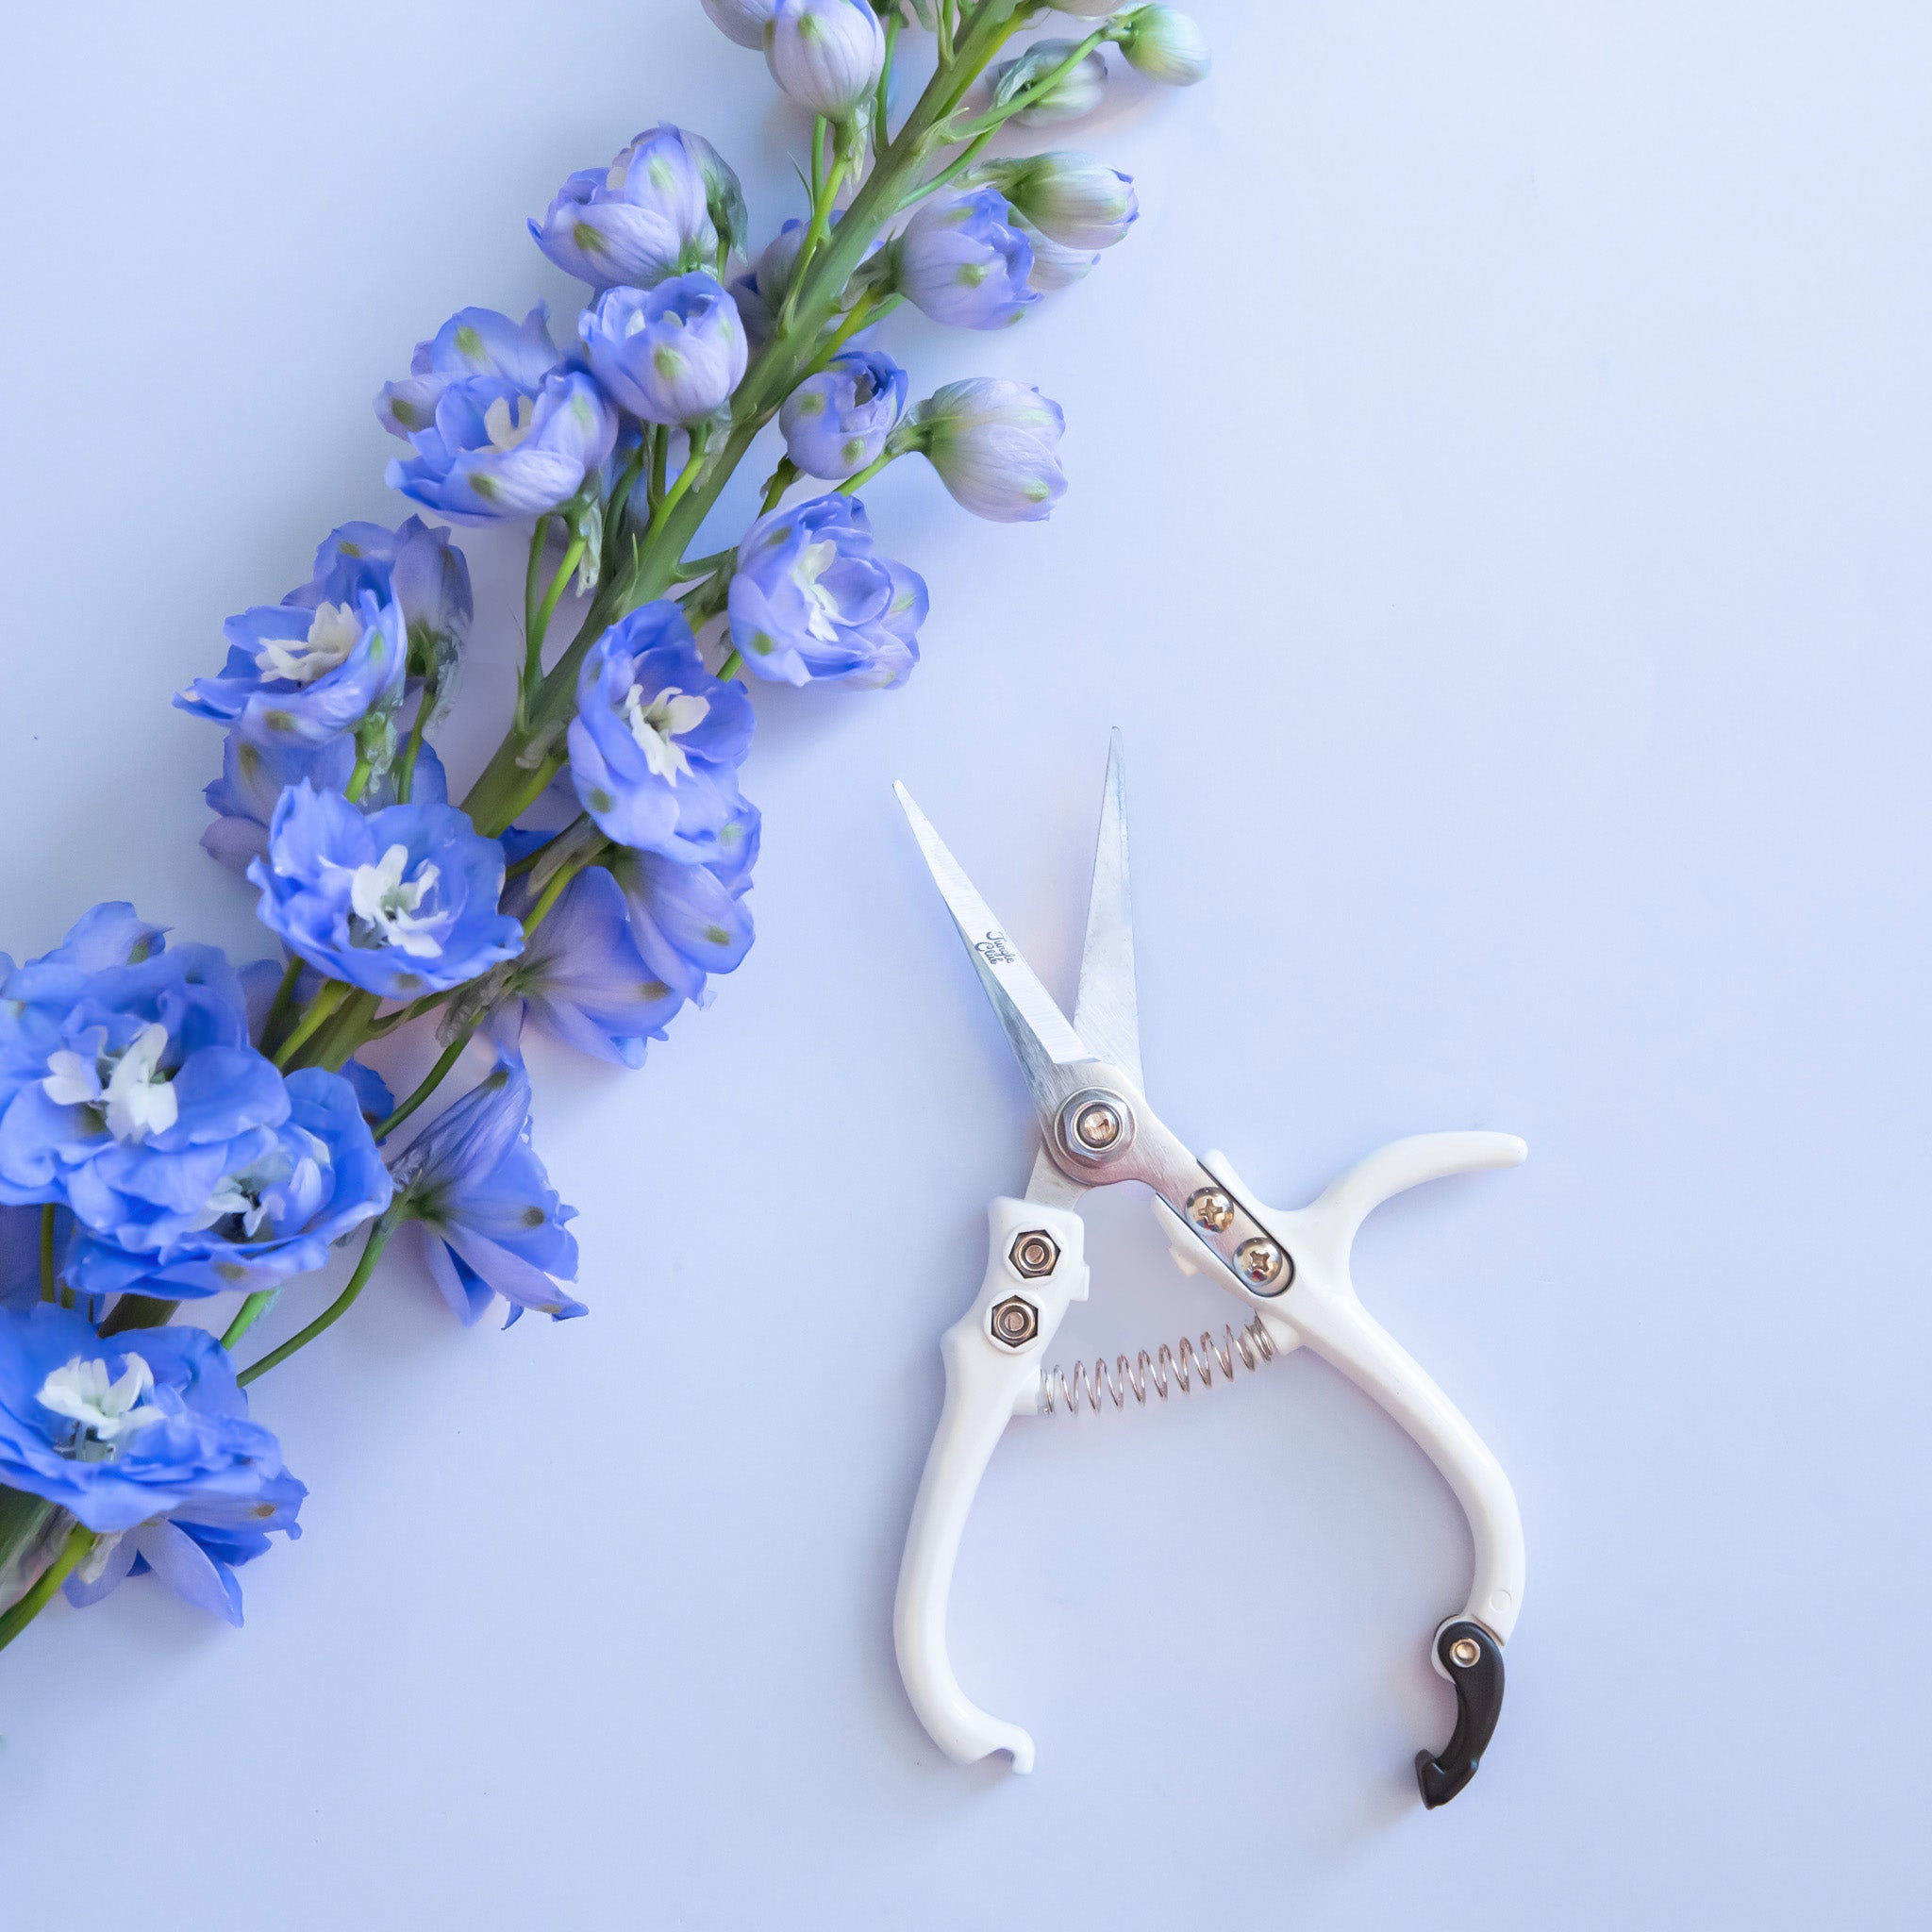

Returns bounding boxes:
[608,802,758,1011]
[530,125,741,289]
[63,1485,305,1626]
[177,546,406,756]
[727,492,927,688]
[0,1203,69,1313]
[0,908,391,1297]
[0,1303,304,1538]
[579,274,747,427]
[888,188,1038,330]
[377,305,617,524]
[322,517,474,669]
[201,731,448,877]
[250,785,523,1000]
[63,1068,393,1301]
[494,853,685,1068]
[567,603,754,860]
[393,1053,582,1324]
[779,349,908,480]
[702,0,774,51]
[904,377,1067,522]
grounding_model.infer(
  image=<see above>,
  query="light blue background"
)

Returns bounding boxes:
[2,3,1927,1924]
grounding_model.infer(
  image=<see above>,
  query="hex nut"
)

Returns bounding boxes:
[1008,1229,1060,1279]
[990,1294,1041,1348]
[1449,1636,1482,1670]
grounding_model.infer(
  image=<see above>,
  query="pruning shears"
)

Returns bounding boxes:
[891,735,1526,1807]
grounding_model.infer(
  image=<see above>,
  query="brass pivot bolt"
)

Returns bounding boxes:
[1449,1637,1482,1670]
[1008,1230,1059,1278]
[1236,1238,1287,1288]
[1189,1187,1235,1232]
[990,1295,1040,1348]
[1074,1102,1123,1150]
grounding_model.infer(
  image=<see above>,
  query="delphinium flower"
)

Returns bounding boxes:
[884,189,1038,330]
[567,603,754,859]
[250,786,524,1000]
[62,1068,393,1302]
[779,349,908,481]
[178,545,405,754]
[530,125,742,290]
[608,806,758,1015]
[579,274,748,427]
[0,907,391,1299]
[201,733,448,876]
[727,494,927,688]
[377,305,617,523]
[893,378,1068,522]
[0,1303,305,1611]
[764,0,887,119]
[390,1053,582,1324]
[489,858,687,1068]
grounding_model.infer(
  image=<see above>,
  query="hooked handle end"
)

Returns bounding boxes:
[1415,1621,1505,1807]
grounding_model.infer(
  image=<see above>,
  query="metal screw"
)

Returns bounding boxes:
[990,1295,1040,1348]
[1236,1238,1287,1289]
[1075,1102,1122,1149]
[1189,1187,1235,1232]
[1448,1636,1482,1670]
[1008,1230,1059,1279]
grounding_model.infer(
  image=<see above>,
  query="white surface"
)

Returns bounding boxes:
[4,2,1931,1925]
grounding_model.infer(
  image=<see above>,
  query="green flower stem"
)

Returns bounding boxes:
[39,1205,55,1301]
[344,753,374,804]
[396,669,439,806]
[504,813,588,881]
[220,1290,276,1352]
[717,647,744,684]
[759,457,799,516]
[97,1295,179,1338]
[651,427,710,535]
[361,988,454,1041]
[524,514,553,644]
[0,1521,92,1657]
[273,981,348,1069]
[838,449,898,495]
[520,844,603,938]
[647,425,669,514]
[944,24,1108,142]
[261,955,305,1053]
[526,531,588,694]
[237,1209,401,1388]
[804,291,901,377]
[374,1024,479,1141]
[308,990,380,1074]
[457,2,1024,844]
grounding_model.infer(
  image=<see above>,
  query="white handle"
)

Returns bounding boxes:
[893,1197,1088,1774]
[1204,1132,1527,1643]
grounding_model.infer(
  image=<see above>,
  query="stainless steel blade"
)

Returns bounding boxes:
[1072,728,1143,1095]
[894,782,1095,1155]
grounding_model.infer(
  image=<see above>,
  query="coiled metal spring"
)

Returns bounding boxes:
[1039,1315,1279,1418]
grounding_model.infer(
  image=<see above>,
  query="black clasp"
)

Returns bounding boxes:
[1415,1621,1505,1808]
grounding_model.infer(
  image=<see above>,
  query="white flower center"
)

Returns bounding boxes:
[346,844,445,957]
[198,1128,329,1239]
[619,684,710,785]
[483,394,536,453]
[42,1021,177,1143]
[38,1354,165,1449]
[254,601,362,686]
[791,538,846,642]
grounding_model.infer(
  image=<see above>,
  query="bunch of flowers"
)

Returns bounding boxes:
[0,0,1205,1658]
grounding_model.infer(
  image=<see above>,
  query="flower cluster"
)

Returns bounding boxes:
[0,0,1207,1651]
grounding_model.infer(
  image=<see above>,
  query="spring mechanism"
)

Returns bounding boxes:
[1039,1315,1279,1418]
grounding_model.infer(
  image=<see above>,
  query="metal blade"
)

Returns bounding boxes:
[894,785,1094,1133]
[1072,728,1143,1094]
